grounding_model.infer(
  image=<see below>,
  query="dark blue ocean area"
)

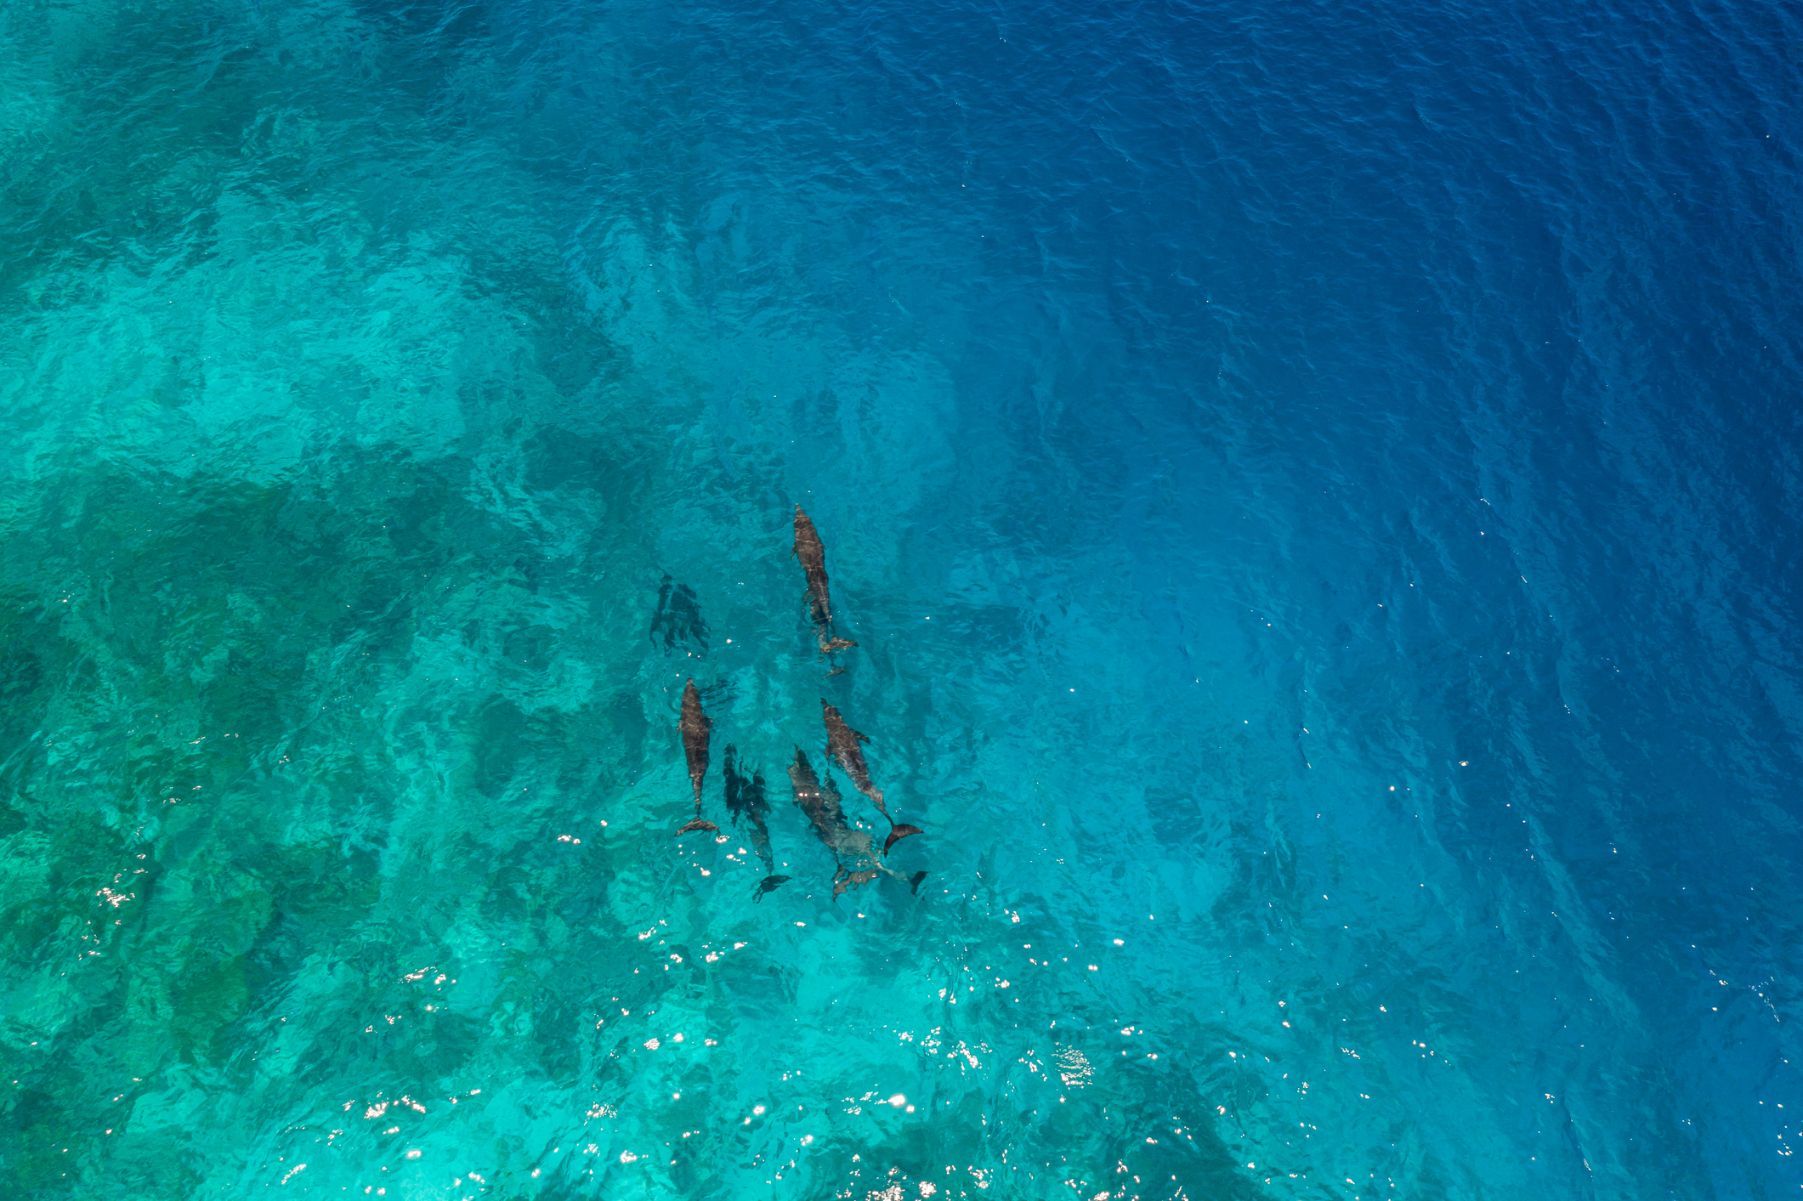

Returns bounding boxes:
[2,0,1800,1197]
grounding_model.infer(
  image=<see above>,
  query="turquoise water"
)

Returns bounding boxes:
[4,0,1802,1197]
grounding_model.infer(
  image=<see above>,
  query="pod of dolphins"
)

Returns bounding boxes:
[666,505,925,902]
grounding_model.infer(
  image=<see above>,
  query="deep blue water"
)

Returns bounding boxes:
[2,0,1801,1197]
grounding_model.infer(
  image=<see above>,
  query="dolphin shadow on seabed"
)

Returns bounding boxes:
[649,573,709,653]
[723,746,790,900]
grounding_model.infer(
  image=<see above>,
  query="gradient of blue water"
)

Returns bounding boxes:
[2,0,1800,1197]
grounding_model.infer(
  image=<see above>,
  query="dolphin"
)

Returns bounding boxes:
[676,679,718,835]
[792,505,857,656]
[821,700,922,852]
[832,868,882,898]
[789,749,924,897]
[723,745,789,899]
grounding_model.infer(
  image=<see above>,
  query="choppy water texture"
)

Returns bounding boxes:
[3,1,1801,1197]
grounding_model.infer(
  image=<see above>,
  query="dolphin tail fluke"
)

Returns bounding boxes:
[883,823,924,854]
[676,818,719,835]
[752,874,791,901]
[908,870,927,895]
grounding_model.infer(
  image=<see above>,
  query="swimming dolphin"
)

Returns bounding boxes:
[676,679,718,835]
[832,868,882,898]
[821,700,922,853]
[724,746,789,899]
[792,505,856,656]
[789,749,924,897]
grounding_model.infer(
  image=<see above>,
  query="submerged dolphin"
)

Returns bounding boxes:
[676,679,718,835]
[821,700,922,853]
[724,745,790,900]
[792,505,856,656]
[789,749,923,897]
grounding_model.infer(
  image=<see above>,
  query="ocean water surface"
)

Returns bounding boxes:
[3,0,1801,1197]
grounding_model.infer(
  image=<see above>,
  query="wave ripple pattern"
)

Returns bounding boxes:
[2,1,1800,1198]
